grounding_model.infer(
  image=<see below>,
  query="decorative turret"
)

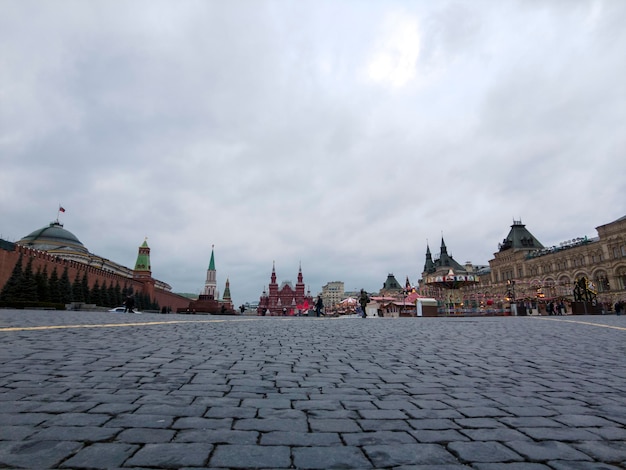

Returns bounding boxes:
[439,237,450,267]
[424,244,435,274]
[223,278,231,303]
[295,262,305,299]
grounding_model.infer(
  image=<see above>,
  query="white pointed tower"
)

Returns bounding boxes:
[202,245,219,299]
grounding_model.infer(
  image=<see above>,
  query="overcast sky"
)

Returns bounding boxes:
[1,0,624,305]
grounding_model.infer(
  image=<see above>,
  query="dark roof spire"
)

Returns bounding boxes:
[499,219,544,252]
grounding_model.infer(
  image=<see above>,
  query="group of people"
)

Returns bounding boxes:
[546,300,566,315]
[314,290,370,318]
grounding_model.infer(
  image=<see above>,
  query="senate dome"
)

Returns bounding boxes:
[18,222,89,255]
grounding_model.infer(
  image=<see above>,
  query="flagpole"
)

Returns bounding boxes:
[56,205,65,225]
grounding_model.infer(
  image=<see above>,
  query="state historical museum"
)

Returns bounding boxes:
[258,263,313,315]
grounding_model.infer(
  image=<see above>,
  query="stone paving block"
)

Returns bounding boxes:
[506,440,594,462]
[0,401,39,413]
[115,427,175,443]
[358,409,409,420]
[358,419,413,431]
[31,401,96,413]
[342,430,417,446]
[392,465,475,470]
[572,440,626,462]
[374,399,419,410]
[499,416,562,428]
[293,445,372,469]
[408,418,460,430]
[125,442,211,468]
[211,444,291,468]
[456,406,511,418]
[0,440,83,469]
[87,403,138,414]
[59,442,137,469]
[134,403,207,416]
[105,413,174,429]
[0,425,36,440]
[472,463,552,469]
[547,461,624,470]
[191,396,241,407]
[172,416,232,429]
[204,405,257,418]
[233,417,308,432]
[259,407,308,419]
[520,426,601,441]
[32,426,122,442]
[307,417,360,433]
[293,399,343,411]
[448,441,524,463]
[410,429,470,443]
[174,428,259,444]
[587,426,626,440]
[363,443,459,467]
[341,400,379,410]
[134,393,195,406]
[500,406,557,417]
[43,412,111,427]
[460,428,531,441]
[0,412,54,426]
[261,431,341,446]
[458,417,512,428]
[406,408,464,419]
[553,414,621,427]
[409,398,454,409]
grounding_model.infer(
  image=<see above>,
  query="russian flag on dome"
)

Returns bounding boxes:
[59,206,65,212]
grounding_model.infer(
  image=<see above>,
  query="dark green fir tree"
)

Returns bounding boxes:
[48,267,61,303]
[20,257,38,301]
[0,254,23,302]
[72,273,84,302]
[35,265,50,302]
[59,267,72,304]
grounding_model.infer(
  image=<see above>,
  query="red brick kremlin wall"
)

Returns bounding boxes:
[0,243,190,311]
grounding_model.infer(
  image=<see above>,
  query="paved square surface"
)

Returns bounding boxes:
[0,310,625,469]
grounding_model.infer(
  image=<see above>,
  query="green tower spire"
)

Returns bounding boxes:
[134,238,151,272]
[208,245,215,271]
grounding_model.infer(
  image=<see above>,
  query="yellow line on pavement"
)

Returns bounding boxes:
[0,318,260,332]
[535,317,626,331]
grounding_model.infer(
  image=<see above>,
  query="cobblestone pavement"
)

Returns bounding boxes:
[0,309,625,469]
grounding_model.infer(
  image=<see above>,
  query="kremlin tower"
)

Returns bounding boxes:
[186,245,234,314]
[202,245,218,299]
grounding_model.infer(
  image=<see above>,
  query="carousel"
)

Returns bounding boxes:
[424,269,480,315]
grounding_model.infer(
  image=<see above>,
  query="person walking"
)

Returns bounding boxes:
[315,296,324,317]
[359,289,370,318]
[124,295,135,313]
[615,300,623,316]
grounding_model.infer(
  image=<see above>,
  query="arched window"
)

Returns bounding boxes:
[593,271,610,292]
[616,267,626,290]
[557,276,571,297]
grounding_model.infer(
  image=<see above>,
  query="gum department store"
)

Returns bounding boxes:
[416,215,626,314]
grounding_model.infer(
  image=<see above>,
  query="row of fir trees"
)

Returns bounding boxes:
[0,255,159,310]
